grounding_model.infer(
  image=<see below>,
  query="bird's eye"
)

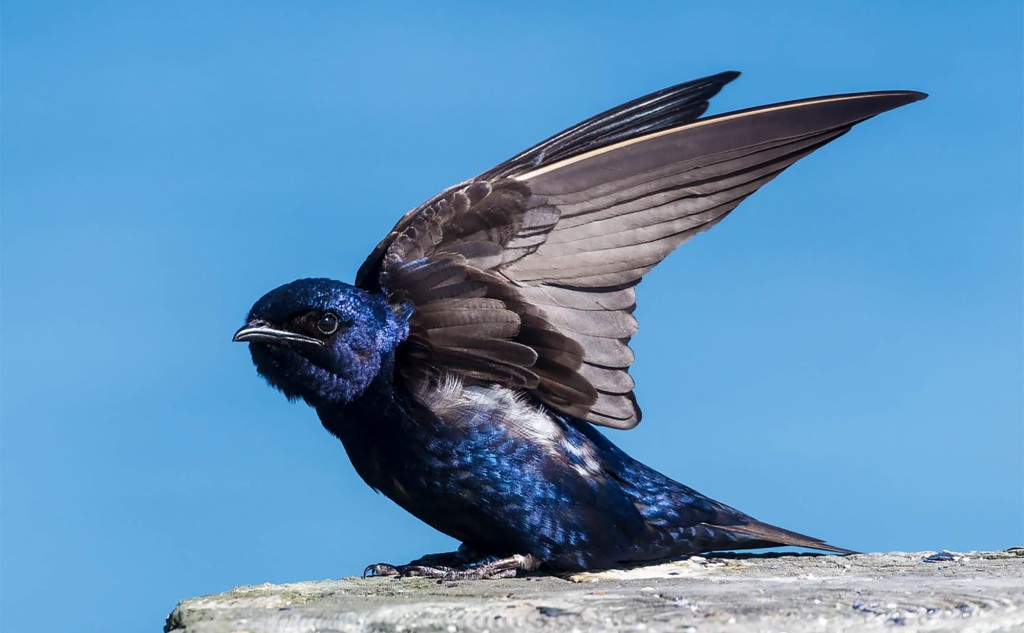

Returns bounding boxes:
[316,312,340,335]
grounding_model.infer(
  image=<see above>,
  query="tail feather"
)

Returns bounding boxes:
[708,519,858,555]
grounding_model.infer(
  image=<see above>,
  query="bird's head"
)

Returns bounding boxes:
[233,278,408,408]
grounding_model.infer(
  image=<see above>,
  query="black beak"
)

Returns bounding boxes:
[232,321,325,346]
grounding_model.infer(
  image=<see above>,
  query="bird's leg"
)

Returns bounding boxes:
[364,553,542,580]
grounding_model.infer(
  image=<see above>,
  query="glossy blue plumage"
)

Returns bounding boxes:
[246,279,408,406]
[322,383,645,571]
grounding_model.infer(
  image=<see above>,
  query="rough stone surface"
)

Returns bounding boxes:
[166,549,1024,632]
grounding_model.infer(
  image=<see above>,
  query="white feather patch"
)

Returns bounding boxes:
[413,373,601,477]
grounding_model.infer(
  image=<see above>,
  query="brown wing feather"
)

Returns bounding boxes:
[359,80,926,429]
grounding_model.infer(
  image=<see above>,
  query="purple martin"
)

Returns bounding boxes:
[233,72,925,579]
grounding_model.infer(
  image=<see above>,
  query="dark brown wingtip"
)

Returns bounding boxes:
[718,69,742,82]
[871,89,928,110]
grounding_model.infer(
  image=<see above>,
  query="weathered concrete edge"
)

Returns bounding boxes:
[166,549,1024,633]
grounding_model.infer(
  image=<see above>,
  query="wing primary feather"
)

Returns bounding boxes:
[480,71,741,179]
[517,91,925,181]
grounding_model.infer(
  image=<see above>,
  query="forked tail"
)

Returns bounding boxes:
[709,518,858,555]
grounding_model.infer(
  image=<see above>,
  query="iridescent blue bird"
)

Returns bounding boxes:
[234,72,925,578]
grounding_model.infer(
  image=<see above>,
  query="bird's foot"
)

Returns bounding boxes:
[363,553,541,580]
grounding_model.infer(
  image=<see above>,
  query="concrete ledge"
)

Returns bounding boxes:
[166,549,1023,632]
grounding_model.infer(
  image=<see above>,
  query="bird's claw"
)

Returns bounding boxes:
[362,563,467,579]
[362,554,539,580]
[362,563,400,577]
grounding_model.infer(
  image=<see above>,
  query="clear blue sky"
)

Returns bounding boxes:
[2,3,1021,632]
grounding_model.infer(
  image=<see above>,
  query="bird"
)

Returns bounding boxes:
[233,71,926,579]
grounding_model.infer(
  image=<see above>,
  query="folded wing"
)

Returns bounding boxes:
[356,74,926,429]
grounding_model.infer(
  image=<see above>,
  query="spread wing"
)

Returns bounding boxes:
[356,72,926,429]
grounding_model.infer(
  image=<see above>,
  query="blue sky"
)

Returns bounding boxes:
[2,2,1021,632]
